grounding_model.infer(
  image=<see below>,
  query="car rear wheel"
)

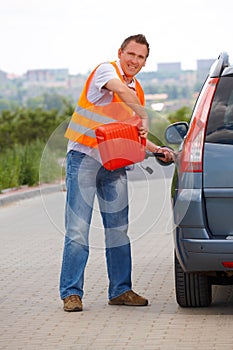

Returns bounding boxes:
[174,251,212,307]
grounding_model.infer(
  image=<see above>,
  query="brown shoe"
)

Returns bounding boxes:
[63,295,83,312]
[108,290,148,306]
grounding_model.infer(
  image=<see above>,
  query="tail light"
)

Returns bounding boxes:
[222,262,233,268]
[180,77,219,173]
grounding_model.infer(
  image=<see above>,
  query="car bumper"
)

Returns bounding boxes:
[176,235,233,272]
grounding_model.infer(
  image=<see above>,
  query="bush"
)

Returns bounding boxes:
[0,140,63,192]
[0,106,70,191]
[0,147,21,190]
[0,107,69,150]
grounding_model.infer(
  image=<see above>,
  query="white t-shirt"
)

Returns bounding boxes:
[67,60,136,161]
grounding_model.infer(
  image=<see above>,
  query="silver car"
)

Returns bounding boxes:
[165,52,233,307]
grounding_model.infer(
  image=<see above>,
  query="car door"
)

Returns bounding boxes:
[203,74,233,237]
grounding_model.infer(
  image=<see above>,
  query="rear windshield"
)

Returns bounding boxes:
[205,76,233,144]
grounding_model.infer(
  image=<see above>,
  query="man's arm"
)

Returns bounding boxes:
[105,79,174,163]
[104,78,148,137]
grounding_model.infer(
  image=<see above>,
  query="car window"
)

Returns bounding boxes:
[205,77,233,144]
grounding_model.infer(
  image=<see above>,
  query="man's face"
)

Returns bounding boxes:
[118,40,148,78]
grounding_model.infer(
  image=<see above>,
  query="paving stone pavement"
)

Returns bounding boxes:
[1,173,233,350]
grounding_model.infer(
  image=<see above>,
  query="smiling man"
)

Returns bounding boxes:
[60,34,171,312]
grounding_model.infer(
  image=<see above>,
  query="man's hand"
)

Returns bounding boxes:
[138,118,149,138]
[157,147,175,163]
[146,140,175,163]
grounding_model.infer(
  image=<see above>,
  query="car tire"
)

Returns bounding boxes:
[174,251,212,307]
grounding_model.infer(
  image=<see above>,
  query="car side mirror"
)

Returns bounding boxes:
[165,122,189,144]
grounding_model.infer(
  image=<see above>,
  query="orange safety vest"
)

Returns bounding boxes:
[64,61,145,148]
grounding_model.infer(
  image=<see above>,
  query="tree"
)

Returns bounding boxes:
[167,106,192,124]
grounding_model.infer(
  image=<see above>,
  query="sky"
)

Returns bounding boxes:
[1,0,233,76]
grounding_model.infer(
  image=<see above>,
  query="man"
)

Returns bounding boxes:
[60,34,173,312]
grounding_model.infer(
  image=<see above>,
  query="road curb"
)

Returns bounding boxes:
[0,183,65,207]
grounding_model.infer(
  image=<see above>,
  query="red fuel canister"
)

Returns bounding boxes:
[95,122,146,170]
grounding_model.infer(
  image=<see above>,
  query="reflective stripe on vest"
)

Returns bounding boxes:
[65,61,145,148]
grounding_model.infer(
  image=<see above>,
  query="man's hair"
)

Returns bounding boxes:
[120,34,150,58]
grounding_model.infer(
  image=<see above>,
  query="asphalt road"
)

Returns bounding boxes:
[1,161,233,350]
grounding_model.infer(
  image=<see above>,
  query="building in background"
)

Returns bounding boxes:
[0,70,7,84]
[25,69,69,87]
[157,62,181,74]
[196,59,215,82]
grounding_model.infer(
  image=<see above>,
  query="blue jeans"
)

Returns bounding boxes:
[60,150,132,300]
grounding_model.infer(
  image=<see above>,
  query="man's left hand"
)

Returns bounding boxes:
[157,147,175,163]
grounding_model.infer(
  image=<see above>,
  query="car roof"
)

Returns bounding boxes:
[209,52,230,78]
